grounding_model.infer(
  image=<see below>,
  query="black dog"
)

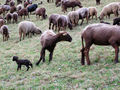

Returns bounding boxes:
[13,56,33,71]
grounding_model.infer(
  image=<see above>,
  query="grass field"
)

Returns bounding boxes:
[0,0,120,89]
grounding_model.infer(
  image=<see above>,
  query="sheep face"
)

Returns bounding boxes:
[35,28,42,34]
[13,56,18,61]
[60,32,72,42]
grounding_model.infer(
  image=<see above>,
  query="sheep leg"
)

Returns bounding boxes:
[17,65,21,71]
[49,22,51,29]
[49,51,53,62]
[26,66,30,71]
[85,47,91,65]
[3,35,5,42]
[80,19,84,25]
[23,32,26,40]
[52,24,54,30]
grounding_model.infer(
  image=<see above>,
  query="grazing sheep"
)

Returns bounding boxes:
[2,5,11,12]
[96,0,100,5]
[100,20,111,24]
[10,0,15,7]
[36,30,72,65]
[5,13,13,23]
[88,7,97,20]
[18,21,42,41]
[10,6,16,13]
[12,56,33,71]
[67,11,79,26]
[61,0,82,13]
[99,2,120,20]
[0,25,9,41]
[113,17,120,25]
[81,23,120,65]
[16,4,23,11]
[49,14,60,31]
[17,8,29,20]
[76,8,89,25]
[35,8,47,19]
[0,19,5,27]
[0,8,5,16]
[12,12,18,23]
[27,4,38,14]
[57,15,73,32]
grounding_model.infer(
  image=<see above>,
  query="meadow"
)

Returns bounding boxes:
[0,0,120,89]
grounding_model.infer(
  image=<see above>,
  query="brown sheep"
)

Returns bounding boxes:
[81,23,120,65]
[16,4,23,11]
[0,19,5,28]
[49,14,60,31]
[10,0,15,7]
[17,8,29,20]
[35,8,47,19]
[10,6,16,13]
[67,11,79,26]
[12,12,18,23]
[96,0,100,5]
[5,13,13,23]
[36,30,72,65]
[61,0,82,13]
[47,0,54,3]
[18,21,42,41]
[0,25,9,41]
[88,7,97,20]
[57,15,73,32]
[99,2,120,20]
[76,8,89,25]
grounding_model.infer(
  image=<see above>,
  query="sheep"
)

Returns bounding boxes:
[76,8,89,25]
[27,4,38,14]
[55,0,61,6]
[5,13,13,23]
[88,7,97,20]
[0,25,9,41]
[10,6,16,13]
[0,19,5,28]
[12,56,33,71]
[113,17,120,25]
[17,8,29,20]
[35,8,47,19]
[5,0,11,5]
[12,12,18,23]
[10,0,15,7]
[96,0,100,5]
[49,14,60,31]
[57,15,73,32]
[18,21,42,41]
[36,30,72,65]
[0,8,5,16]
[81,23,120,65]
[24,2,29,8]
[16,4,23,11]
[67,11,79,26]
[17,0,22,5]
[2,5,11,12]
[61,0,82,13]
[47,0,54,3]
[99,2,120,20]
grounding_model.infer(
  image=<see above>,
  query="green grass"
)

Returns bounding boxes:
[0,0,120,89]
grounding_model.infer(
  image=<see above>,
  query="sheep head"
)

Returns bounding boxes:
[13,56,18,61]
[35,28,42,34]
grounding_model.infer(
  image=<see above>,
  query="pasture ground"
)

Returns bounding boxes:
[0,0,120,89]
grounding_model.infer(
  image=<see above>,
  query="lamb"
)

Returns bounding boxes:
[0,25,9,41]
[35,8,47,19]
[76,8,89,25]
[81,23,120,65]
[12,12,18,23]
[57,15,73,32]
[5,13,13,23]
[36,30,72,65]
[12,56,33,71]
[18,21,42,41]
[17,8,29,20]
[67,11,79,26]
[49,14,60,31]
[61,0,82,13]
[88,7,97,20]
[99,2,120,20]
[113,17,120,25]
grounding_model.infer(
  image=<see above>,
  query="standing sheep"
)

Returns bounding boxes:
[67,11,79,26]
[18,21,42,41]
[35,8,47,19]
[36,30,72,65]
[12,12,18,23]
[99,2,120,20]
[18,8,29,20]
[5,13,13,23]
[0,25,9,41]
[88,7,97,20]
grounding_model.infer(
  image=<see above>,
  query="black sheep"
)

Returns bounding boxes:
[113,17,120,25]
[13,56,33,71]
[27,4,38,14]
